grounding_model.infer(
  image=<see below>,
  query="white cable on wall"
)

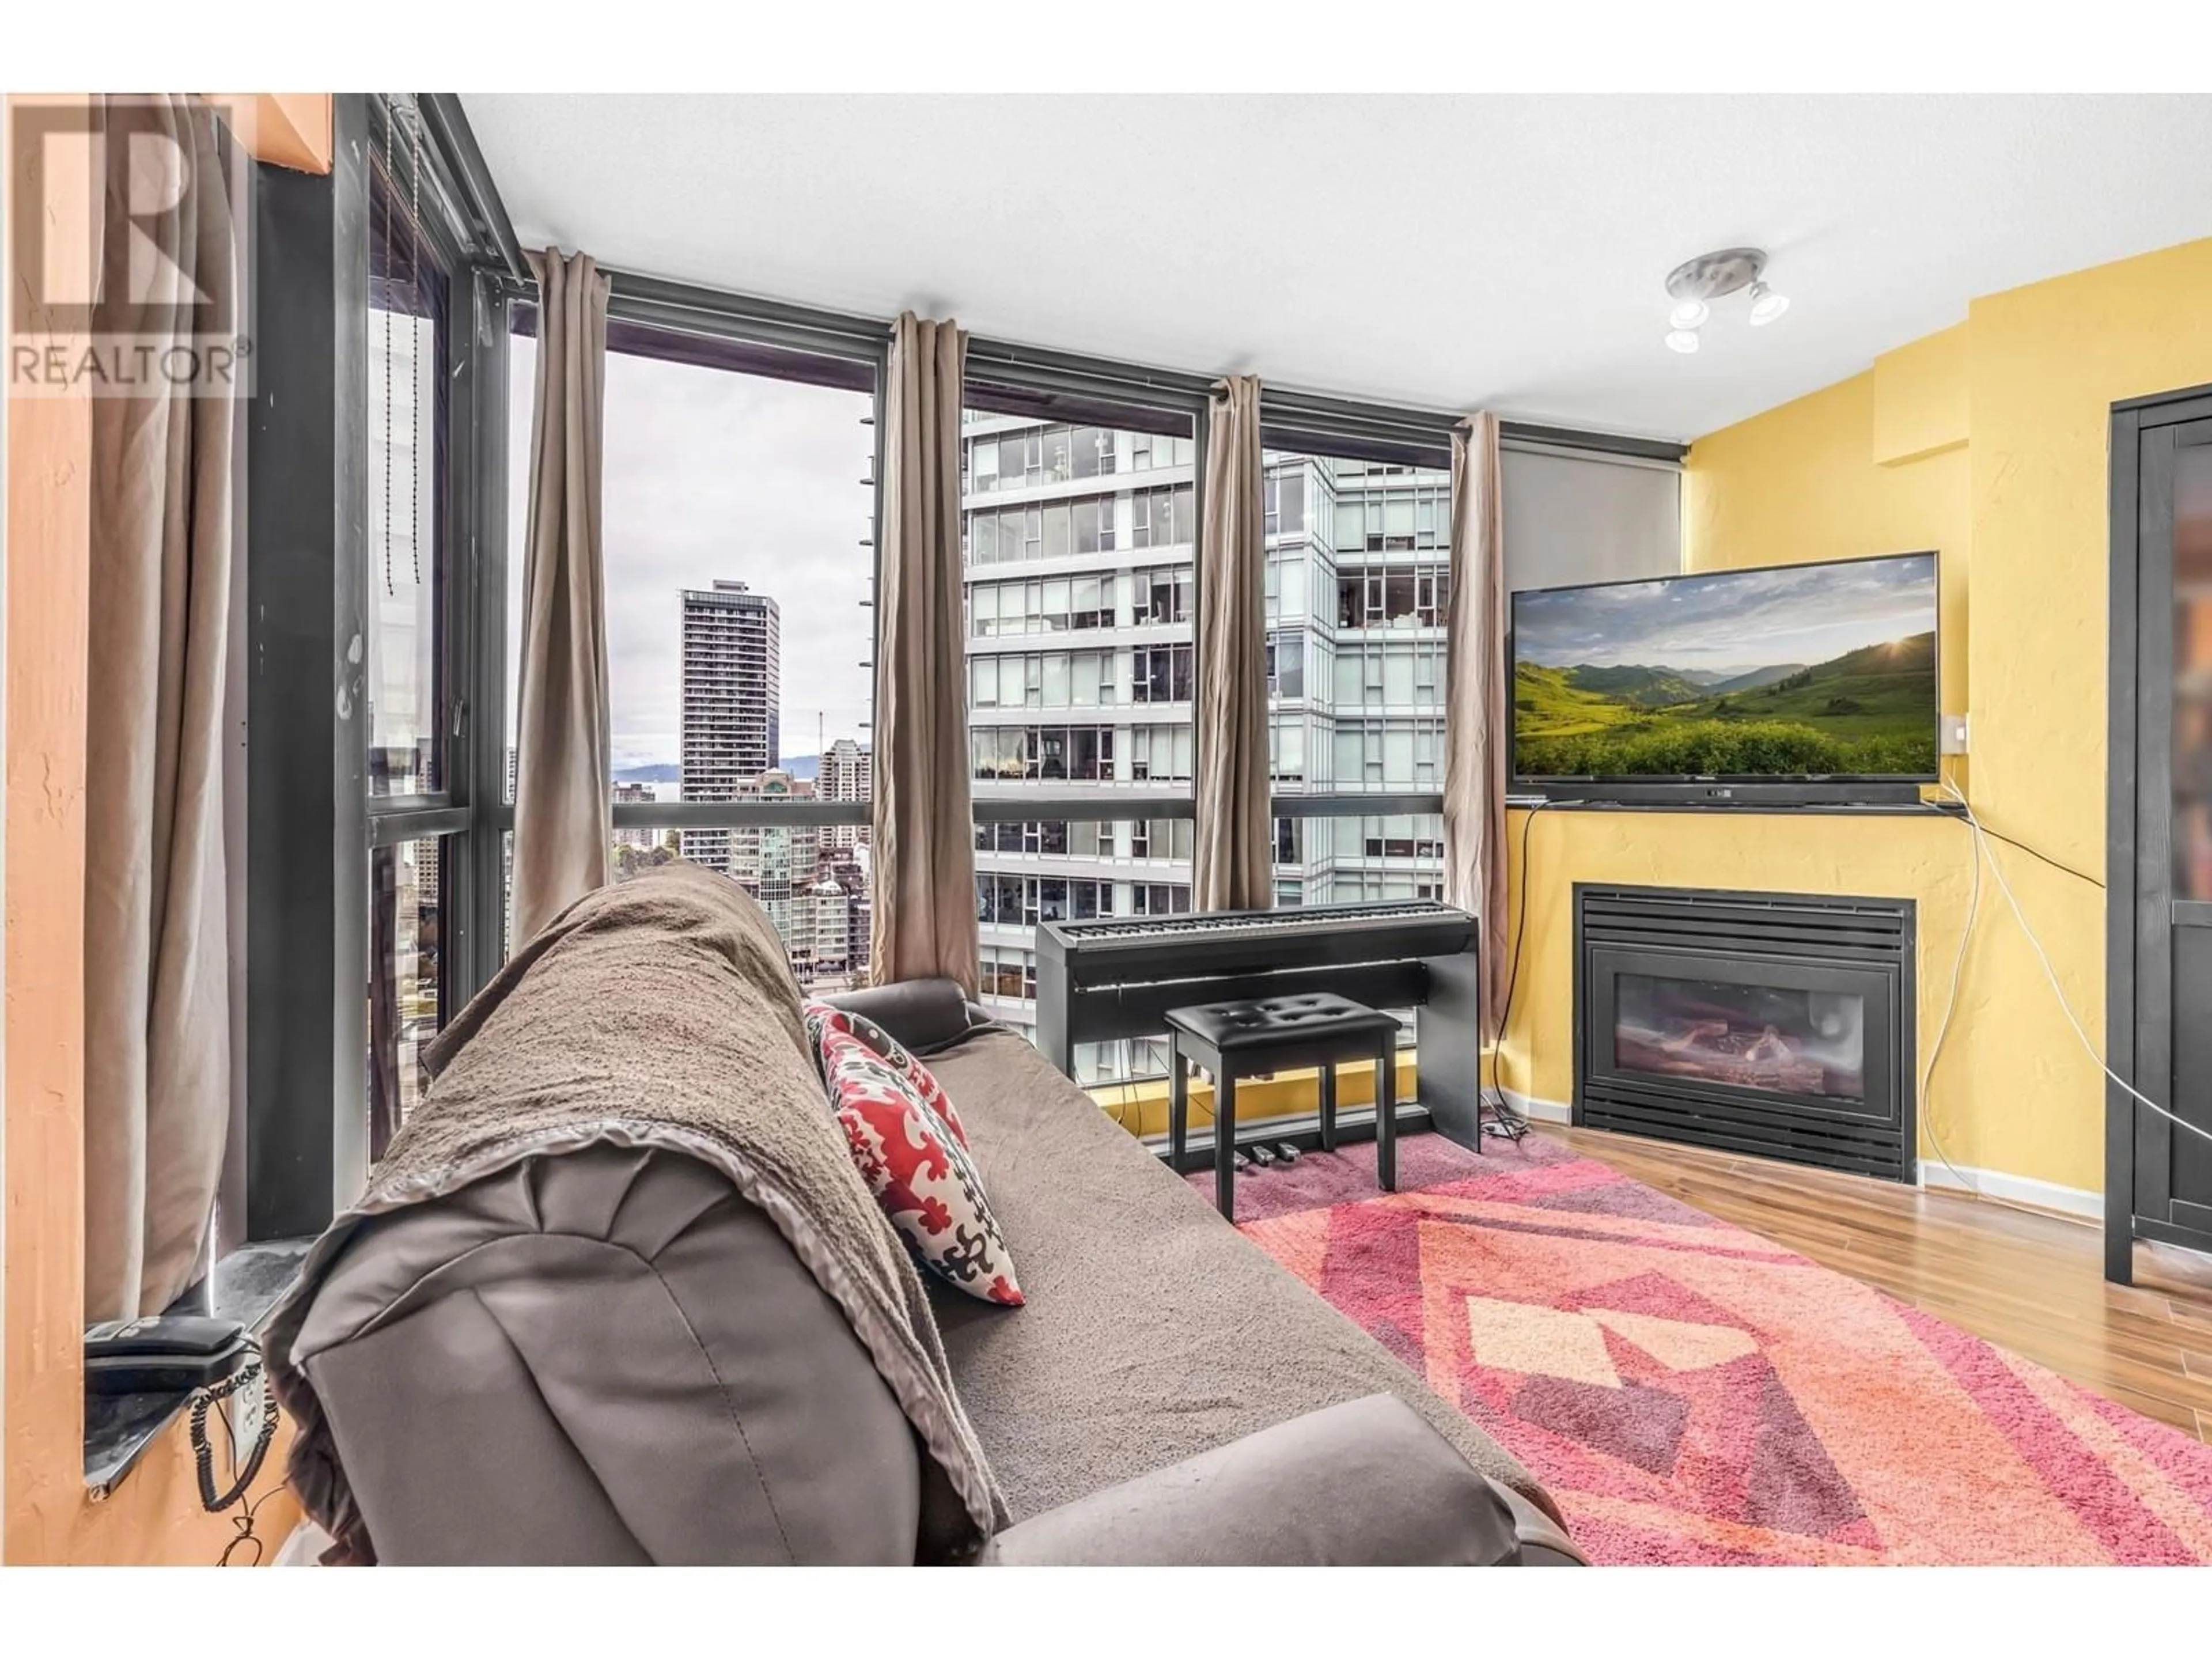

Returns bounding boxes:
[1939,778,2212,1150]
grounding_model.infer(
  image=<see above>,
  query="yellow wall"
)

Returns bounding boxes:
[1498,236,2212,1195]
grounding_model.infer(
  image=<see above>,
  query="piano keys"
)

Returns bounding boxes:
[1035,899,1485,1150]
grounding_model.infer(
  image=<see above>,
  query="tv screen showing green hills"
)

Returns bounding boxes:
[1511,555,1939,779]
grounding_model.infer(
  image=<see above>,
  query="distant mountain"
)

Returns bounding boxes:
[1718,632,1933,719]
[1797,631,1933,686]
[1562,664,1705,706]
[1516,631,1938,778]
[1707,662,1810,695]
[613,756,825,784]
[1552,656,1872,704]
[1518,634,1934,734]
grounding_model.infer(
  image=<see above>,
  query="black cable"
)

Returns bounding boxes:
[1957,814,2103,889]
[190,1340,278,1531]
[187,1336,287,1566]
[1496,801,1545,1051]
[1482,800,1548,1139]
[219,1484,282,1567]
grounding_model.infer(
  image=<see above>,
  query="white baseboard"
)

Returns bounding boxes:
[1918,1159,2101,1221]
[1495,1088,2100,1221]
[1498,1086,1571,1124]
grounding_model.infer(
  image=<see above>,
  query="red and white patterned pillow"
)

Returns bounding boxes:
[801,999,968,1145]
[817,1026,1022,1306]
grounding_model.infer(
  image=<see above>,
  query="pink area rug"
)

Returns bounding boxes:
[1198,1132,2212,1564]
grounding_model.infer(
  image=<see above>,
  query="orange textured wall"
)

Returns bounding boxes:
[208,94,332,175]
[4,92,300,1567]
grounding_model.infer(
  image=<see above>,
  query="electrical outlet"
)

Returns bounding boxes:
[225,1362,266,1460]
[1940,713,1971,755]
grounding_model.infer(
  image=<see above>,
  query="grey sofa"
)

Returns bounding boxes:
[289,977,1580,1565]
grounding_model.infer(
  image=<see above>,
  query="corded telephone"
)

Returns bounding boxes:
[84,1314,250,1395]
[84,1315,279,1525]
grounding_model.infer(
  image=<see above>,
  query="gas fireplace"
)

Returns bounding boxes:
[1574,885,1916,1181]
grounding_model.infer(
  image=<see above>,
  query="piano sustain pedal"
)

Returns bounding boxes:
[1273,1142,1301,1164]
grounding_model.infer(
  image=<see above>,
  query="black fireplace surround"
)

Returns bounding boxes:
[1573,884,1917,1182]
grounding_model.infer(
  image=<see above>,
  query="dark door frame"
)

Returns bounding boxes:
[2105,379,2212,1283]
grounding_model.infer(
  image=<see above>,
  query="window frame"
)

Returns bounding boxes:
[245,94,1692,1235]
[491,278,893,934]
[362,118,486,1156]
[245,92,506,1241]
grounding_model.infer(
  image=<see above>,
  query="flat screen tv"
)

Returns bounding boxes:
[1511,551,1939,801]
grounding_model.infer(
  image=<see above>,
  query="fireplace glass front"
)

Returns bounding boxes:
[1612,972,1866,1103]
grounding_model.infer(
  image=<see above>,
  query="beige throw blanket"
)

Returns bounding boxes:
[263,863,1003,1562]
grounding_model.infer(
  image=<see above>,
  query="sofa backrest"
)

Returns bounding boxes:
[291,1144,926,1563]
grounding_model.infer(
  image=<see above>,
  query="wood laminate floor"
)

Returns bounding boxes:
[1547,1124,2212,1445]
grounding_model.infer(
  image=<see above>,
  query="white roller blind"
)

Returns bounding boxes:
[1502,446,1681,593]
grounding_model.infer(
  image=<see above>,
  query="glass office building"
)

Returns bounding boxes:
[962,415,1448,1084]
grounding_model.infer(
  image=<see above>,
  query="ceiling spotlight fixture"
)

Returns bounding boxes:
[1666,247,1767,304]
[1661,247,1789,351]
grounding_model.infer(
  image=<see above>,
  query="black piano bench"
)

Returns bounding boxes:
[1165,993,1406,1222]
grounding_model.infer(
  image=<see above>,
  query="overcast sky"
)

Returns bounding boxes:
[1514,554,1937,674]
[507,339,876,773]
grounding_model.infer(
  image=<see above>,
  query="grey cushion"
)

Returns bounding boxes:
[822,977,985,1056]
[977,1395,1578,1566]
[924,1030,1559,1526]
[291,1145,926,1563]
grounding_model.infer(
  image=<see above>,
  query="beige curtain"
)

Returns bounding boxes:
[511,248,612,946]
[1193,375,1271,911]
[84,97,240,1319]
[1445,412,1509,1039]
[870,313,979,993]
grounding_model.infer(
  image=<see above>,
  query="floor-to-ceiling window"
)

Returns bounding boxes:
[301,99,1701,1240]
[1264,449,1450,910]
[364,120,457,1156]
[342,112,1677,1158]
[961,393,1203,1089]
[503,312,880,989]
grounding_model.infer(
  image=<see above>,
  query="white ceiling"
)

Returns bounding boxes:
[461,94,2212,442]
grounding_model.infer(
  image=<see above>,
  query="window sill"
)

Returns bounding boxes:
[85,1237,315,1498]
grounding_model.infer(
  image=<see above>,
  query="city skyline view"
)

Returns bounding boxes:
[506,334,876,775]
[490,327,1460,1077]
